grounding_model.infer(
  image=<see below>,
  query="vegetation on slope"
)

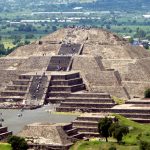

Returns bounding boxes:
[70,115,150,150]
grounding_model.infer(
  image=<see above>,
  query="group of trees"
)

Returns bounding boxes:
[98,117,129,143]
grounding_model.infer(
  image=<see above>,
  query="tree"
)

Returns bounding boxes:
[109,122,129,143]
[7,135,28,150]
[98,117,113,142]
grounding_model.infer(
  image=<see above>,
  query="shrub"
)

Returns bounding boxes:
[7,135,28,150]
[140,140,150,150]
[109,146,116,150]
[144,89,150,98]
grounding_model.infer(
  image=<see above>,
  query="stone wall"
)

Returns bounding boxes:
[91,85,129,99]
[0,70,27,92]
[0,58,26,70]
[18,56,51,71]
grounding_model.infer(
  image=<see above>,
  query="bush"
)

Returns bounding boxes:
[140,140,150,150]
[109,146,116,150]
[7,135,28,150]
[144,89,150,98]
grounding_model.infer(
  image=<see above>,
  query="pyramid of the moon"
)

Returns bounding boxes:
[1,28,150,99]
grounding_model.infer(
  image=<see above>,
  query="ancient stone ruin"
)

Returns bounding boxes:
[0,28,150,145]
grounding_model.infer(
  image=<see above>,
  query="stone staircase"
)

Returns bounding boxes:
[0,75,31,103]
[56,93,115,113]
[58,44,83,55]
[110,107,150,123]
[0,124,12,141]
[26,75,48,105]
[46,56,72,71]
[63,123,83,142]
[46,72,86,103]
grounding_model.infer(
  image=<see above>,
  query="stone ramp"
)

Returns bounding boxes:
[47,56,72,71]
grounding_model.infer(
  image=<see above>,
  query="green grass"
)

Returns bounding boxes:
[0,143,12,150]
[70,141,139,150]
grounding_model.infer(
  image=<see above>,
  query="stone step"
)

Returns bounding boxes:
[131,118,150,123]
[49,84,85,92]
[65,97,114,103]
[73,120,98,127]
[0,131,12,140]
[0,127,7,134]
[13,80,30,85]
[63,123,73,131]
[56,107,110,113]
[117,113,150,119]
[70,133,83,139]
[79,132,99,137]
[76,116,104,122]
[111,109,150,114]
[126,100,150,104]
[66,128,78,136]
[73,126,98,133]
[46,97,65,103]
[50,78,83,86]
[47,97,113,104]
[60,102,115,108]
[51,72,80,80]
[48,92,71,97]
[1,91,27,96]
[6,85,28,91]
[0,96,24,102]
[69,93,111,98]
[18,75,31,80]
[57,107,150,114]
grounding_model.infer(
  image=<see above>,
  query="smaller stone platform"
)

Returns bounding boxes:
[17,122,83,150]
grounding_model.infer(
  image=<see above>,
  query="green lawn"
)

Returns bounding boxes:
[70,141,139,150]
[0,143,12,150]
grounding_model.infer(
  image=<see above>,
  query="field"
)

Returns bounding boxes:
[70,115,150,150]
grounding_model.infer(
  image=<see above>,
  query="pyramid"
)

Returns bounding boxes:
[0,28,150,99]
